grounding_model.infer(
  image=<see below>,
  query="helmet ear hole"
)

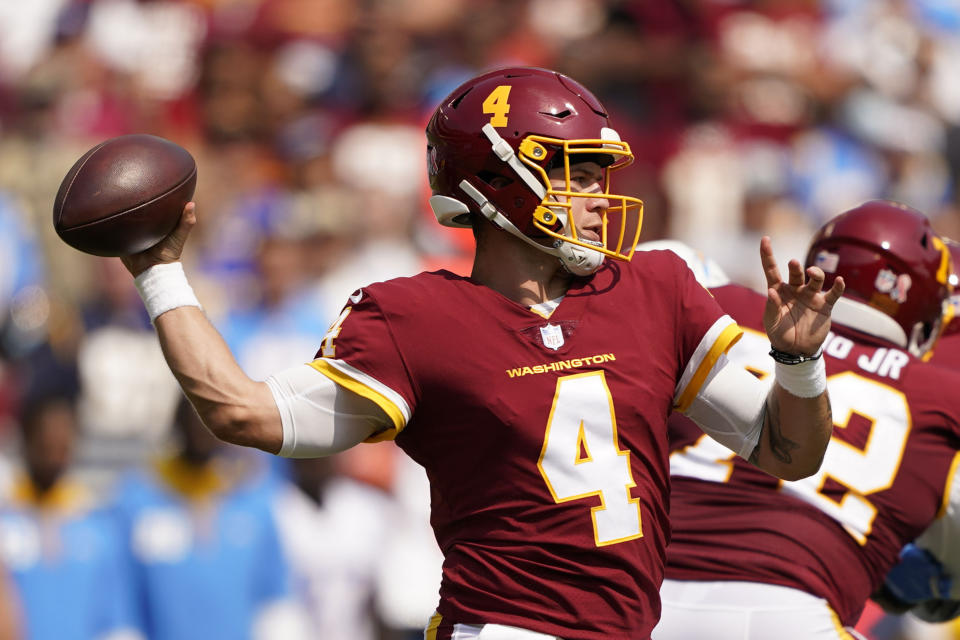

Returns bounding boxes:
[477,172,512,190]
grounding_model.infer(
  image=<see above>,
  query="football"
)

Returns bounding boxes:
[53,134,197,257]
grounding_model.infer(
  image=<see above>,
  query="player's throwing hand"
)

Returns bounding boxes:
[761,235,845,356]
[120,203,197,278]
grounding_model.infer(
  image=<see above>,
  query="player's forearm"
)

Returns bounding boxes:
[154,306,282,453]
[752,385,832,480]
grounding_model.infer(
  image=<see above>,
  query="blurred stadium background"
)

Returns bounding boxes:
[2,0,960,638]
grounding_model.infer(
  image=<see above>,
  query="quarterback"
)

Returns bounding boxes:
[118,67,842,639]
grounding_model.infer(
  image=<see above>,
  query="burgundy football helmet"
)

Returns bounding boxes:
[805,200,953,357]
[426,67,644,275]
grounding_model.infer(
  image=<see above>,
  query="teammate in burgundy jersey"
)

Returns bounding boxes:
[656,201,960,640]
[870,236,960,628]
[116,67,842,639]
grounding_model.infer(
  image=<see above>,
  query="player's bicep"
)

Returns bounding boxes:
[266,364,392,458]
[682,354,769,459]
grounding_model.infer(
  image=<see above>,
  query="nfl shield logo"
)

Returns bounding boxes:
[814,250,839,273]
[540,323,564,350]
[875,269,897,294]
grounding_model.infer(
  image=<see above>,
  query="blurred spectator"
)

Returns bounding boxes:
[74,258,181,480]
[112,396,301,640]
[310,118,426,317]
[212,197,333,380]
[0,559,21,640]
[272,448,394,640]
[204,192,345,482]
[372,451,444,639]
[0,391,140,640]
[272,441,443,640]
[0,193,48,359]
[0,190,52,444]
[83,0,206,102]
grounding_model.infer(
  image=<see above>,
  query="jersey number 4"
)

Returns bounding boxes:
[538,371,643,546]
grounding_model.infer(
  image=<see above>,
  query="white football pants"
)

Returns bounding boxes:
[425,621,561,640]
[654,579,868,640]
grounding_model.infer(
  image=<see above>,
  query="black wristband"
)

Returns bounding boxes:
[768,346,823,365]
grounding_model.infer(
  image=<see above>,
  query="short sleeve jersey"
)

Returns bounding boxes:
[310,251,739,639]
[666,284,960,626]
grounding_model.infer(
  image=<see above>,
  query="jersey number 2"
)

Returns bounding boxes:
[538,371,643,546]
[670,330,911,545]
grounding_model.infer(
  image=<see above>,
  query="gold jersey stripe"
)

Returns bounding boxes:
[829,607,858,639]
[675,323,744,413]
[425,611,443,640]
[937,450,960,519]
[308,358,407,439]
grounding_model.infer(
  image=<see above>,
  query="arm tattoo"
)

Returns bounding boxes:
[748,394,801,466]
[764,415,801,464]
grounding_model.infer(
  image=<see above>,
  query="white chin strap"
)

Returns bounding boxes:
[909,318,941,358]
[547,200,605,276]
[555,236,605,276]
[457,180,605,276]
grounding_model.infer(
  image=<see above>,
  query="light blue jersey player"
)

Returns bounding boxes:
[0,394,139,640]
[113,399,298,640]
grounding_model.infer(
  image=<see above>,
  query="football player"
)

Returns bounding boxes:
[869,236,960,629]
[117,67,842,639]
[655,200,960,640]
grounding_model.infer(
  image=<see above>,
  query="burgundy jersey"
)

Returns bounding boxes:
[310,251,740,639]
[667,284,960,626]
[931,334,960,369]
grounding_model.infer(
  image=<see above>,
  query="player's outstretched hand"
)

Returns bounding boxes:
[120,202,197,277]
[761,236,845,355]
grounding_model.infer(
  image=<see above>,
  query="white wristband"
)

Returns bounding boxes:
[774,357,827,398]
[133,262,201,322]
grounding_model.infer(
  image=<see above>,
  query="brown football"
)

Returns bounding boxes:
[53,134,197,257]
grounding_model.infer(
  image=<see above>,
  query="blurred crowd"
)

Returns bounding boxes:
[3,0,960,638]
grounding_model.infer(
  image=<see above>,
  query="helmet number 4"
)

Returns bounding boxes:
[483,85,512,128]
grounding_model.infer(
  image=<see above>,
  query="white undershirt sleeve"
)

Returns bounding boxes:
[265,364,393,458]
[916,456,960,598]
[682,353,769,459]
